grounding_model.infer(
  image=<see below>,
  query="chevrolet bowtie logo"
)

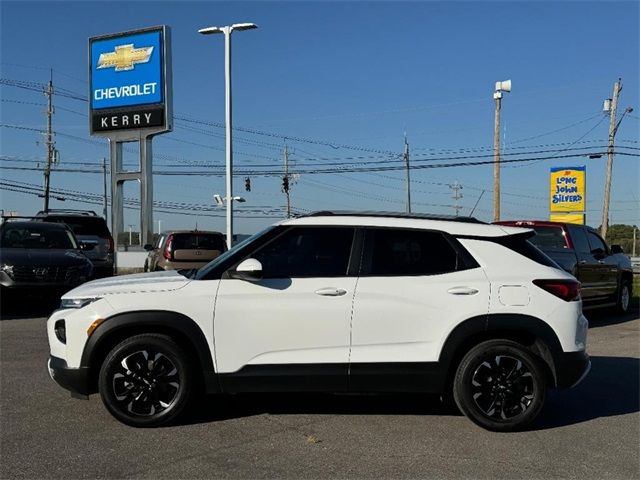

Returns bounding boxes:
[97,44,154,72]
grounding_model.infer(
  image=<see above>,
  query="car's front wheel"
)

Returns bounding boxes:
[98,334,194,427]
[453,339,548,432]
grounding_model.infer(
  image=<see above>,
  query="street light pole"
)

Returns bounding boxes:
[493,79,511,222]
[199,22,257,250]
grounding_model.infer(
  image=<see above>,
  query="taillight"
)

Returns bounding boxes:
[106,237,114,253]
[163,235,173,260]
[533,279,581,302]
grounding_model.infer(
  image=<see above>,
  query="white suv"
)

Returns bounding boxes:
[47,212,590,431]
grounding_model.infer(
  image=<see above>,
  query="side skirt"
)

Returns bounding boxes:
[217,363,445,394]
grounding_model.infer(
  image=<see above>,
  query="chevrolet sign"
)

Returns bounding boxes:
[89,26,171,135]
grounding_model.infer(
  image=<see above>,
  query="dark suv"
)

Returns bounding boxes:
[0,220,93,294]
[37,210,114,278]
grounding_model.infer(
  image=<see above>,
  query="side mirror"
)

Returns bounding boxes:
[79,242,96,251]
[610,244,624,254]
[230,258,263,281]
[143,244,153,251]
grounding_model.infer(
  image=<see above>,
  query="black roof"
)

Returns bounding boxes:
[303,210,486,224]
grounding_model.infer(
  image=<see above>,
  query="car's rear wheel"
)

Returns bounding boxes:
[453,339,547,432]
[615,281,631,314]
[98,334,193,427]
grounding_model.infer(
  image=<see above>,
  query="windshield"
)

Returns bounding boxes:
[194,226,275,280]
[0,225,78,249]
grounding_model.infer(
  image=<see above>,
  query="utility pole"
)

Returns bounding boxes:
[102,158,108,220]
[633,226,636,257]
[42,71,56,212]
[601,79,633,239]
[450,181,463,217]
[283,144,291,218]
[404,134,411,213]
[493,80,511,222]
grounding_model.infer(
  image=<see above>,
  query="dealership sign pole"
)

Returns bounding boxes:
[89,26,172,260]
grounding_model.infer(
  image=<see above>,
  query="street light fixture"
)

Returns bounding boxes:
[199,22,257,250]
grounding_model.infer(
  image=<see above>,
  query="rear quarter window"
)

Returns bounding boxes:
[491,234,561,268]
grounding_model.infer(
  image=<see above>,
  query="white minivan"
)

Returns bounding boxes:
[47,211,590,431]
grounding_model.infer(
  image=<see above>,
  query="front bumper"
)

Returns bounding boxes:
[555,350,591,389]
[48,356,93,397]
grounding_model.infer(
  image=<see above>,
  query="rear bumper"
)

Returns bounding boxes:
[47,356,93,396]
[555,350,591,389]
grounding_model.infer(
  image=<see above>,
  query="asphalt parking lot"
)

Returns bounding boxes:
[1,301,638,480]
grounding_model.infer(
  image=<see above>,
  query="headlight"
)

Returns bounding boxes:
[60,297,102,309]
[0,264,14,277]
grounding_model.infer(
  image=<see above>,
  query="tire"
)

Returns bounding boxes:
[98,334,194,427]
[615,281,631,314]
[453,339,548,432]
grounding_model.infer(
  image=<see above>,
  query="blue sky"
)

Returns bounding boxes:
[1,1,638,234]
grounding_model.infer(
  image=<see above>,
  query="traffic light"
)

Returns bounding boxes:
[244,177,251,192]
[282,175,289,193]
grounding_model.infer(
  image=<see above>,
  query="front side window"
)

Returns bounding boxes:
[365,228,461,276]
[251,227,355,278]
[587,231,608,254]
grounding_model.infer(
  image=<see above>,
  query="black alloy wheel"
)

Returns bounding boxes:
[453,340,547,431]
[99,334,193,427]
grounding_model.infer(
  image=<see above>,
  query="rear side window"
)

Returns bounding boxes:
[490,234,560,268]
[529,226,567,249]
[587,230,608,253]
[364,228,465,276]
[44,216,111,238]
[172,234,225,251]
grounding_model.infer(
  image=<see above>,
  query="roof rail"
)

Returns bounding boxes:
[303,210,486,224]
[36,209,98,216]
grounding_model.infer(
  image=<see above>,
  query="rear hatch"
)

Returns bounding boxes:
[41,216,113,262]
[170,233,225,262]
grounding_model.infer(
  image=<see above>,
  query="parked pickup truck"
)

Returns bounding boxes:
[496,220,634,313]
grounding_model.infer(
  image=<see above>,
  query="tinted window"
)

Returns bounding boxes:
[251,227,354,278]
[587,231,607,253]
[172,233,225,251]
[567,225,590,254]
[0,225,77,249]
[529,226,567,249]
[367,229,460,276]
[43,216,111,237]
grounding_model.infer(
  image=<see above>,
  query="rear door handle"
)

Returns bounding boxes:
[447,287,479,296]
[579,260,587,265]
[315,288,347,297]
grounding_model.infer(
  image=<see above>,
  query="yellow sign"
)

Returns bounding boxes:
[549,166,586,213]
[550,213,585,225]
[97,44,154,72]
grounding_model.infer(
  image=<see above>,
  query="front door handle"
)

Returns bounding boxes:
[447,287,479,296]
[315,287,347,297]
